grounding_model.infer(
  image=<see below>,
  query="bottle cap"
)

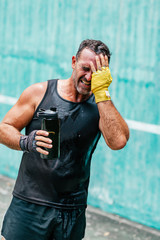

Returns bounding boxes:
[37,108,58,119]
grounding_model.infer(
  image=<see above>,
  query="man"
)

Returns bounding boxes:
[0,39,129,240]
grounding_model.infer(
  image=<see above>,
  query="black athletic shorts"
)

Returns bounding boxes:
[1,197,86,240]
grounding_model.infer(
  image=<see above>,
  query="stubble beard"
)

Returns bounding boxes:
[73,74,90,96]
[75,79,91,96]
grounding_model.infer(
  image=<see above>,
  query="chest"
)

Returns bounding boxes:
[27,100,100,147]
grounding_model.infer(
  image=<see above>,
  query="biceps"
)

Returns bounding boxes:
[2,101,35,131]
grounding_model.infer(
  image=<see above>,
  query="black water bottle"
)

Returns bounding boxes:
[37,108,60,160]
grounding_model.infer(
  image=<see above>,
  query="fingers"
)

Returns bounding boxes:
[90,61,96,73]
[104,55,109,67]
[35,135,52,144]
[35,130,53,155]
[36,139,52,149]
[100,54,106,67]
[91,54,109,73]
[96,56,101,70]
[99,54,109,68]
[36,130,49,137]
[36,147,49,155]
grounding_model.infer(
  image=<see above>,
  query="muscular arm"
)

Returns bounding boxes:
[98,100,129,150]
[0,86,36,150]
[0,82,51,154]
[90,54,129,150]
[0,123,22,150]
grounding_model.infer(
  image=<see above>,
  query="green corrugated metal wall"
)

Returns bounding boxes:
[0,0,160,229]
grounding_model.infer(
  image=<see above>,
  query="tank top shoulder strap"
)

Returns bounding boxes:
[40,78,58,106]
[33,79,58,118]
[47,79,58,95]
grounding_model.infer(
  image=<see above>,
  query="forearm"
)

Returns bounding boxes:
[0,123,21,150]
[98,100,129,150]
[90,54,129,149]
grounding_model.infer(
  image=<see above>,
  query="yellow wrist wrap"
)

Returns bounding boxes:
[91,67,113,103]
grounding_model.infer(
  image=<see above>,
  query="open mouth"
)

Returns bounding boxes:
[81,79,91,86]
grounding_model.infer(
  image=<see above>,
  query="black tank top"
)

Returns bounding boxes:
[13,79,101,208]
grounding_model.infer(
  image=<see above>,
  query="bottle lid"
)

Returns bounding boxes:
[37,108,58,119]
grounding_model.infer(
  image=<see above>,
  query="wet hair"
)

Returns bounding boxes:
[76,39,111,63]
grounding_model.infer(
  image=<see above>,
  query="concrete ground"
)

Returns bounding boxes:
[0,174,160,240]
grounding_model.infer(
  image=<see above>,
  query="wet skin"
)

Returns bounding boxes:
[71,48,109,96]
[35,49,110,156]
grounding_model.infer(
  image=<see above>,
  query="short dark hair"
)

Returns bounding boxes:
[76,39,111,63]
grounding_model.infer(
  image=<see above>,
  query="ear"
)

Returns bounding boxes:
[72,56,76,69]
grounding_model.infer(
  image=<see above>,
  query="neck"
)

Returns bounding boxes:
[57,77,92,103]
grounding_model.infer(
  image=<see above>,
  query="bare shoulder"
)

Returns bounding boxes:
[1,82,48,130]
[18,81,48,109]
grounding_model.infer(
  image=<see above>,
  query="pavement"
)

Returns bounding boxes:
[0,174,160,240]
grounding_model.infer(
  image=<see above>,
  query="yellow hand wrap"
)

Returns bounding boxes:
[91,67,113,103]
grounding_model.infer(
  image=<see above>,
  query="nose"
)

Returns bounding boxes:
[85,72,92,82]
